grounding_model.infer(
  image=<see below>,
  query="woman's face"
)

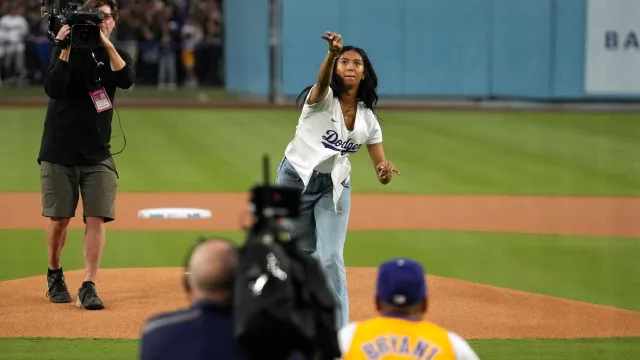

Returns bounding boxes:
[335,49,365,89]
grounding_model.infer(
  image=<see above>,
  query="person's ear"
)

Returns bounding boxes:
[182,270,191,293]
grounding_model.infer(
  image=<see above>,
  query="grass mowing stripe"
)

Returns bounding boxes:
[0,109,44,191]
[389,121,564,194]
[419,113,637,192]
[115,110,237,190]
[371,111,636,195]
[396,127,506,190]
[528,112,640,147]
[469,113,639,181]
[106,109,297,192]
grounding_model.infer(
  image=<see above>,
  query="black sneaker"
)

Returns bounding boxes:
[46,271,72,303]
[76,281,104,310]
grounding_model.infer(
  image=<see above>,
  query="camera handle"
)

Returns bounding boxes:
[250,154,288,244]
[256,154,274,230]
[46,16,70,49]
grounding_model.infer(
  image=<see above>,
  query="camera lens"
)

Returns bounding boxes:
[78,28,90,43]
[71,25,98,49]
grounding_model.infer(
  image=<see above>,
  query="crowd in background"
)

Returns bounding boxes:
[0,0,224,89]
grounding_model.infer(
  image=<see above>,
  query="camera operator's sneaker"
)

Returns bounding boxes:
[46,271,72,303]
[76,281,104,310]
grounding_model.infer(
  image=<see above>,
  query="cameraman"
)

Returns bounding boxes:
[38,0,135,310]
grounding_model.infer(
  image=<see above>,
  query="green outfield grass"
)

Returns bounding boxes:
[1,337,639,360]
[2,229,639,311]
[0,107,639,195]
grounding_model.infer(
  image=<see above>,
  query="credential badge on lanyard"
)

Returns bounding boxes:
[90,87,113,113]
[89,51,112,113]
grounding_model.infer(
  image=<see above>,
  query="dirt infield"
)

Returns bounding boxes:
[1,192,639,340]
[2,192,640,236]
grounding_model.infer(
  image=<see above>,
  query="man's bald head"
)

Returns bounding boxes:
[186,238,238,296]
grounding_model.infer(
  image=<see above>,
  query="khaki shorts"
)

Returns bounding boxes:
[40,157,119,223]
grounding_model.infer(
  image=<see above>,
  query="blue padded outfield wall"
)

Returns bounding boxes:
[223,0,270,95]
[224,0,640,100]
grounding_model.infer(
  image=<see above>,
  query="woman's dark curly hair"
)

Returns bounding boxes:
[296,45,380,120]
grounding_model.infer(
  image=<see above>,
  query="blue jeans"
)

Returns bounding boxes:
[275,157,351,329]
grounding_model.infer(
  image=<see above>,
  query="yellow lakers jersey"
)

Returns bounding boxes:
[340,316,456,360]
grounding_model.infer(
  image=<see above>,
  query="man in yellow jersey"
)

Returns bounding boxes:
[337,258,480,360]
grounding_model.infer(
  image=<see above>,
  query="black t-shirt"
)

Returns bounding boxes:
[37,45,136,166]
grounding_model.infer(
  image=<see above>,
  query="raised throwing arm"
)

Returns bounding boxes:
[307,31,343,105]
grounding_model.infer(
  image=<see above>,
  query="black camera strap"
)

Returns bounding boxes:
[90,50,105,85]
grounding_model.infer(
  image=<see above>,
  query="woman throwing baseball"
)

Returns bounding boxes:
[276,31,401,329]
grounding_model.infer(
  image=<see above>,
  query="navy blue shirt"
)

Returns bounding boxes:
[140,299,254,360]
[140,299,307,360]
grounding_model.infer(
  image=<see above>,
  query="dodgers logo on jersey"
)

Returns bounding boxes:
[321,130,362,155]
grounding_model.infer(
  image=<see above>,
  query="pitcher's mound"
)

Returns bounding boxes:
[1,267,639,339]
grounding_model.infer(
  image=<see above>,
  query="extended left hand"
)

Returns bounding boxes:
[377,160,401,183]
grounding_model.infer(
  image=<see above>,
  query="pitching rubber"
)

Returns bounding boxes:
[137,208,212,219]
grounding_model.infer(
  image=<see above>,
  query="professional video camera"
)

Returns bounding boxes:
[234,155,341,360]
[249,155,301,229]
[41,0,105,50]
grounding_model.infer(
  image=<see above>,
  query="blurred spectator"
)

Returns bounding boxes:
[0,2,30,86]
[198,8,223,86]
[113,6,139,74]
[155,3,181,89]
[0,0,225,88]
[181,15,202,88]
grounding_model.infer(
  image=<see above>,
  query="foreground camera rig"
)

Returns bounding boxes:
[41,0,105,50]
